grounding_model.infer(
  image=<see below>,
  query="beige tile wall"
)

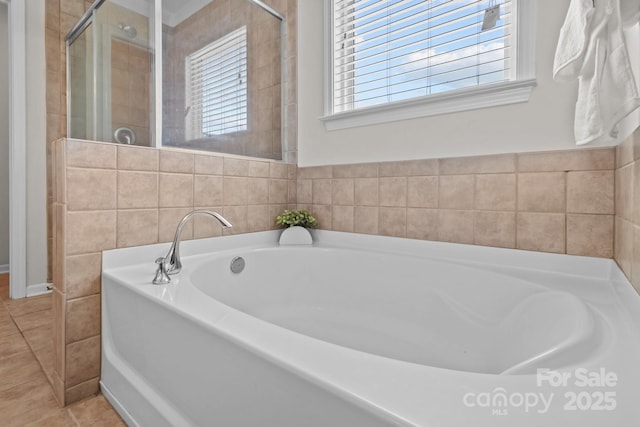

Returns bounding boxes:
[111,40,152,146]
[298,148,616,257]
[51,138,296,405]
[614,129,640,293]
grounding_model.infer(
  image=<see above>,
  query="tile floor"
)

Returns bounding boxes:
[0,274,125,426]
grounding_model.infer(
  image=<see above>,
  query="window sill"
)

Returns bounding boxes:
[320,78,537,131]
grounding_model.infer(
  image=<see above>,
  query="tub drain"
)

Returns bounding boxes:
[230,256,245,274]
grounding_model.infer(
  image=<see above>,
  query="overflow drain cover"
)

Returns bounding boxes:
[230,257,245,274]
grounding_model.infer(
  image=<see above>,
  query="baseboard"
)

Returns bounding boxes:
[0,264,8,274]
[26,282,53,297]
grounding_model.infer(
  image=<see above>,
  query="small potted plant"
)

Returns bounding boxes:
[276,209,317,245]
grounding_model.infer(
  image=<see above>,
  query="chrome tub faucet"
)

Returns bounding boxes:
[153,210,232,285]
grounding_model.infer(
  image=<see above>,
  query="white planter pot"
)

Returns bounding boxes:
[278,226,313,246]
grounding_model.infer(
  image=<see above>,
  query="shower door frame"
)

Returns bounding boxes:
[66,4,101,143]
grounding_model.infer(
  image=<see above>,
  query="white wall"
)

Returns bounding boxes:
[297,0,639,167]
[619,22,640,140]
[25,1,47,286]
[0,2,9,268]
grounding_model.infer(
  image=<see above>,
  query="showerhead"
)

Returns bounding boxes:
[118,23,137,39]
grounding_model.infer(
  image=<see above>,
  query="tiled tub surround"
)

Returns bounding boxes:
[297,147,616,258]
[615,130,640,293]
[51,140,618,407]
[51,138,296,405]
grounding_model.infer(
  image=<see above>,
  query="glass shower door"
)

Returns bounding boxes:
[96,1,154,146]
[67,19,95,140]
[67,0,154,146]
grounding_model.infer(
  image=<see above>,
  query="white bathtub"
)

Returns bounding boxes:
[101,231,640,426]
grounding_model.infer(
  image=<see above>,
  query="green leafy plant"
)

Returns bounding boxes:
[276,209,318,229]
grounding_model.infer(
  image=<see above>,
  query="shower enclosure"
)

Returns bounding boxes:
[66,0,286,160]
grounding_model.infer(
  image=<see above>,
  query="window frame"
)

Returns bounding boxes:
[185,26,249,140]
[322,0,536,130]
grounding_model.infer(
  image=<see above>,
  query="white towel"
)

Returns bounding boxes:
[554,0,595,81]
[554,0,640,145]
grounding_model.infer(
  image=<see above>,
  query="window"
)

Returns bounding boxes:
[185,26,248,139]
[325,0,535,129]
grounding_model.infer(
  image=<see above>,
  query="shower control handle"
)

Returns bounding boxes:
[114,127,136,145]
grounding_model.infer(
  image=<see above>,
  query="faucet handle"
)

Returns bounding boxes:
[152,257,171,285]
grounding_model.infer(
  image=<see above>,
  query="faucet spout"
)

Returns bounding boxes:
[152,210,232,284]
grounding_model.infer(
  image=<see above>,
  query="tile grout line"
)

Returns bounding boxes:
[66,405,82,427]
[564,170,568,254]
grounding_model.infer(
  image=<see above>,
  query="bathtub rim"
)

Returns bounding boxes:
[103,230,620,281]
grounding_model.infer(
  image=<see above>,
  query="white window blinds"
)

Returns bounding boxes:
[332,0,515,114]
[186,26,248,138]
